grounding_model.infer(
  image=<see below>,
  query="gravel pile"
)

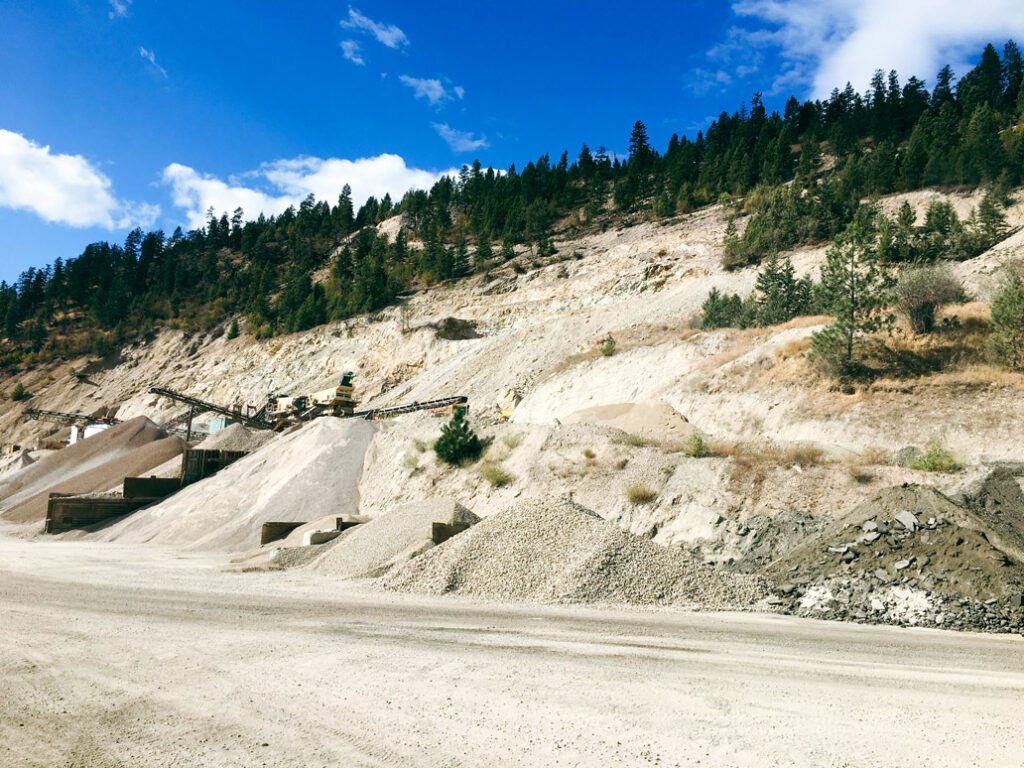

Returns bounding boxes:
[91,418,374,551]
[194,423,276,453]
[765,483,1024,633]
[382,496,766,608]
[314,499,479,579]
[0,417,184,526]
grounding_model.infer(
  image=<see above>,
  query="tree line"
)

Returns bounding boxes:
[2,41,1023,368]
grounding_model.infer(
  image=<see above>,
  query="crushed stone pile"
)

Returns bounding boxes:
[90,417,375,551]
[0,417,184,526]
[0,449,35,481]
[313,499,479,579]
[765,482,1024,633]
[194,423,276,453]
[561,400,695,442]
[714,510,826,573]
[382,497,766,608]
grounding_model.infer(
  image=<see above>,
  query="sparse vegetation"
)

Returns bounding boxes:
[625,484,658,504]
[403,453,420,471]
[681,431,709,458]
[895,266,966,334]
[987,276,1024,370]
[619,432,660,448]
[601,334,617,357]
[434,410,483,466]
[908,439,960,472]
[413,438,430,453]
[481,463,515,487]
[582,448,596,459]
[502,432,524,449]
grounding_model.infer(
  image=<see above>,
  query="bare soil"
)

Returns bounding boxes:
[2,531,1023,768]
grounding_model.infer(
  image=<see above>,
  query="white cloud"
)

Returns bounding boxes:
[140,47,168,79]
[340,39,365,66]
[340,7,409,49]
[108,0,131,19]
[433,123,489,153]
[728,0,1024,97]
[688,68,734,95]
[399,75,463,105]
[163,154,456,229]
[0,129,158,229]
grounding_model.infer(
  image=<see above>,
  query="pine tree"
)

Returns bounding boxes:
[452,236,470,278]
[988,276,1024,370]
[433,408,482,465]
[977,189,1008,246]
[475,235,494,269]
[810,208,893,375]
[754,254,807,325]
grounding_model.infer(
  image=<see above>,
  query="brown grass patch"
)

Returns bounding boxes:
[625,484,658,504]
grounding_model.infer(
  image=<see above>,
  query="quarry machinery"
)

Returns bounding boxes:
[25,408,120,428]
[151,373,468,437]
[265,371,357,422]
[148,387,275,439]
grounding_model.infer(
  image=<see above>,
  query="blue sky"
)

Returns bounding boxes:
[2,1,1024,283]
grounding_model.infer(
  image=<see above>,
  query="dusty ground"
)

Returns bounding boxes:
[2,530,1022,768]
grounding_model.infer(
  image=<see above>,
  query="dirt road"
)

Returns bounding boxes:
[1,532,1022,767]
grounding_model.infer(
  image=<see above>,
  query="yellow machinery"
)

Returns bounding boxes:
[267,371,357,421]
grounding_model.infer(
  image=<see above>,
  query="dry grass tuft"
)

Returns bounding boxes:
[481,463,515,487]
[625,484,658,505]
[618,432,661,448]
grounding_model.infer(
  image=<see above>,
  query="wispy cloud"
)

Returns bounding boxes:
[340,39,365,66]
[140,47,168,79]
[163,154,457,229]
[340,7,409,50]
[399,75,464,105]
[433,123,489,153]
[703,0,1024,98]
[108,0,131,19]
[0,129,158,229]
[687,68,734,95]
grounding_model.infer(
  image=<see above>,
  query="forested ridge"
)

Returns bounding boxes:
[3,41,1024,369]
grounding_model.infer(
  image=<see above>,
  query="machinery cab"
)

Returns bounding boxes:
[311,371,357,416]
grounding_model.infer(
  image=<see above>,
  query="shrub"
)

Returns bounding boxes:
[10,382,27,401]
[582,448,596,459]
[681,432,708,457]
[988,276,1024,370]
[625,484,658,504]
[481,462,514,487]
[619,432,660,448]
[502,432,523,449]
[895,266,966,334]
[602,333,617,356]
[434,410,483,466]
[226,319,240,339]
[907,439,959,472]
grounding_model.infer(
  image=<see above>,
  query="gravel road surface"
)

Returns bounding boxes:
[1,531,1022,767]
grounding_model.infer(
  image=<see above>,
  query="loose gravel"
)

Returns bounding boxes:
[314,499,479,579]
[382,496,766,608]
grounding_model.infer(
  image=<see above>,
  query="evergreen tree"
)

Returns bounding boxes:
[988,276,1024,369]
[475,235,494,269]
[810,208,893,375]
[433,408,483,465]
[754,254,808,325]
